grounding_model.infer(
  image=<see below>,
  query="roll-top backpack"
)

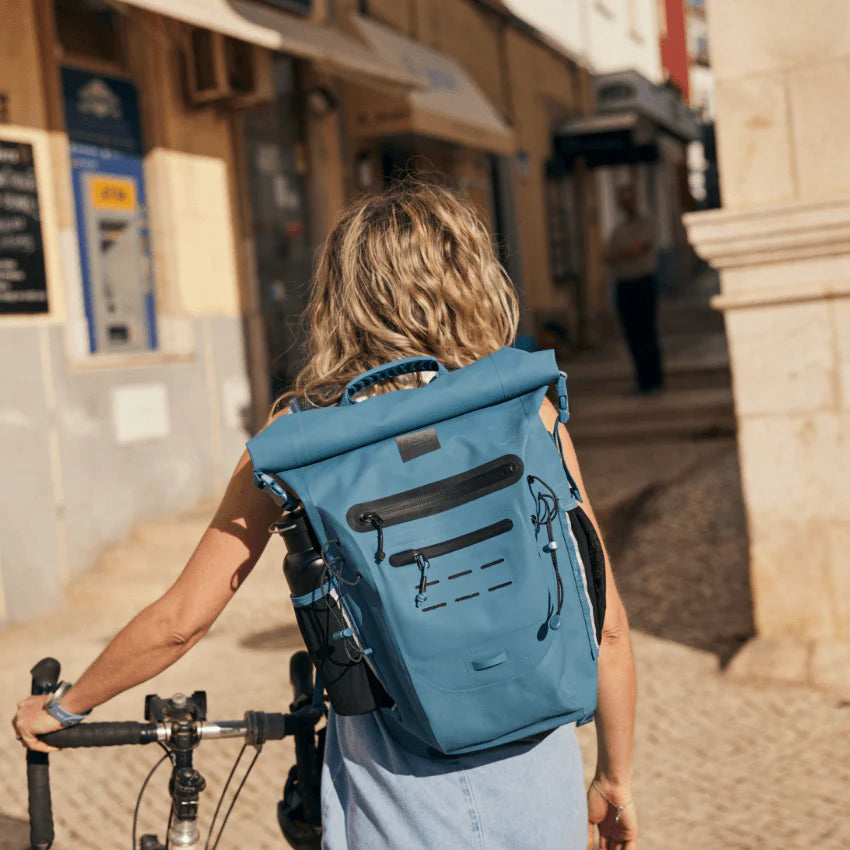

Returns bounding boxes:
[247,346,606,756]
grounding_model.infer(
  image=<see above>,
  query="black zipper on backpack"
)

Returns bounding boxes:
[389,518,513,567]
[346,455,523,534]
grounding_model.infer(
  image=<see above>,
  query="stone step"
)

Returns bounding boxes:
[569,364,731,398]
[566,345,730,389]
[572,385,734,420]
[569,387,737,445]
[571,414,737,445]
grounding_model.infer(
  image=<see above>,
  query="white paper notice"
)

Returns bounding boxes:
[112,383,171,445]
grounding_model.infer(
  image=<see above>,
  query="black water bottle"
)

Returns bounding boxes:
[278,505,327,597]
[273,505,392,716]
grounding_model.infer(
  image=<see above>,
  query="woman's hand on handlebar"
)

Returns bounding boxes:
[12,695,63,753]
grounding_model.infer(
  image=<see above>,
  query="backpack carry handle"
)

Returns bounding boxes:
[339,356,448,406]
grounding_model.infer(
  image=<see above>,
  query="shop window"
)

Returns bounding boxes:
[358,0,415,32]
[546,168,584,289]
[226,39,260,94]
[185,32,273,106]
[190,29,223,97]
[241,57,312,398]
[54,0,123,65]
[254,0,313,13]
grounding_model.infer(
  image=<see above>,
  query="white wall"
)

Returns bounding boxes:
[503,0,663,81]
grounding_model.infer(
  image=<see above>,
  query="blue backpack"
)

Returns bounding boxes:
[247,346,605,756]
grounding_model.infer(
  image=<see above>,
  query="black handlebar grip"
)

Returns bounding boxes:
[289,650,321,825]
[39,722,156,749]
[289,650,314,708]
[30,659,60,695]
[28,658,60,850]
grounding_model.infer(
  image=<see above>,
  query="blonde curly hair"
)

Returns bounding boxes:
[273,180,520,413]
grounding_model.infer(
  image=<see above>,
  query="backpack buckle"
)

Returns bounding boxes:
[556,371,570,424]
[254,472,300,511]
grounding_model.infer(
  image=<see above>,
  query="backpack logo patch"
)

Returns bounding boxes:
[396,427,441,463]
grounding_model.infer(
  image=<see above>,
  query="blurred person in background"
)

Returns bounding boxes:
[604,184,664,395]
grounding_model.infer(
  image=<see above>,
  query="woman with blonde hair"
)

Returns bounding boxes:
[14,182,638,850]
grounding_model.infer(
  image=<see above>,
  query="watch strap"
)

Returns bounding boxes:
[45,681,91,727]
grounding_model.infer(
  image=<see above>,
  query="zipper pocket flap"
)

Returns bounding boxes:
[389,519,513,566]
[347,454,523,532]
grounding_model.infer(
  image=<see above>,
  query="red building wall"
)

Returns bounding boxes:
[660,0,689,101]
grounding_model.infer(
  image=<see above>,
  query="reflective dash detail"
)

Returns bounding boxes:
[455,592,480,603]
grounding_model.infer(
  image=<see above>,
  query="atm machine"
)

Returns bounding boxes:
[62,67,157,355]
[82,172,151,353]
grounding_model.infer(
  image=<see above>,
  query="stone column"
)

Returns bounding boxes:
[684,0,850,693]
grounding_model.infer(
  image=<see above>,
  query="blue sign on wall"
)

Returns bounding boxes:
[62,67,143,154]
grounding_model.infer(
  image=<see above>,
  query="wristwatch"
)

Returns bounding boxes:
[43,681,91,727]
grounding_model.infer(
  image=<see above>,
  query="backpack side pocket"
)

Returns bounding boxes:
[567,507,607,644]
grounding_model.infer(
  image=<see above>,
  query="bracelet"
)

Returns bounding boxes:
[590,780,633,824]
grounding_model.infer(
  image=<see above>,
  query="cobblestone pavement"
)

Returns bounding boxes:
[2,442,849,849]
[575,439,850,849]
[578,439,755,663]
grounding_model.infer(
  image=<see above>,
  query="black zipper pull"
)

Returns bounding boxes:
[414,551,431,608]
[362,513,386,563]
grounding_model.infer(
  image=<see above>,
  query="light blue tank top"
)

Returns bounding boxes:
[320,708,587,849]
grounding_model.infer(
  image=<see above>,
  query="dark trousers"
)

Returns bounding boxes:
[615,273,663,392]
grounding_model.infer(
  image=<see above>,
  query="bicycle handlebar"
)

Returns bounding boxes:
[26,655,323,850]
[40,721,161,749]
[37,710,319,750]
[290,649,314,708]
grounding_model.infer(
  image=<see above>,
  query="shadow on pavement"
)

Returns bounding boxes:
[604,441,756,665]
[239,621,303,651]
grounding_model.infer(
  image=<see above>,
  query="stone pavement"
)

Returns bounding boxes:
[2,437,849,849]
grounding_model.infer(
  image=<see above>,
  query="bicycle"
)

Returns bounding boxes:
[25,651,325,850]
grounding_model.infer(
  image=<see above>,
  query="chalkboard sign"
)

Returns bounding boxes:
[0,140,48,314]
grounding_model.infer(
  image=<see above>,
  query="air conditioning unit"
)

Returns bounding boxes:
[184,28,274,108]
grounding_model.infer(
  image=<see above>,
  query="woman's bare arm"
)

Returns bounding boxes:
[14,443,284,751]
[539,398,637,842]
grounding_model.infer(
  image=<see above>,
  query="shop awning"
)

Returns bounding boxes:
[595,71,700,143]
[554,70,700,169]
[344,14,516,156]
[113,0,418,89]
[555,111,662,168]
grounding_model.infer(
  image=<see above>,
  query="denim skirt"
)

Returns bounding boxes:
[320,708,587,849]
